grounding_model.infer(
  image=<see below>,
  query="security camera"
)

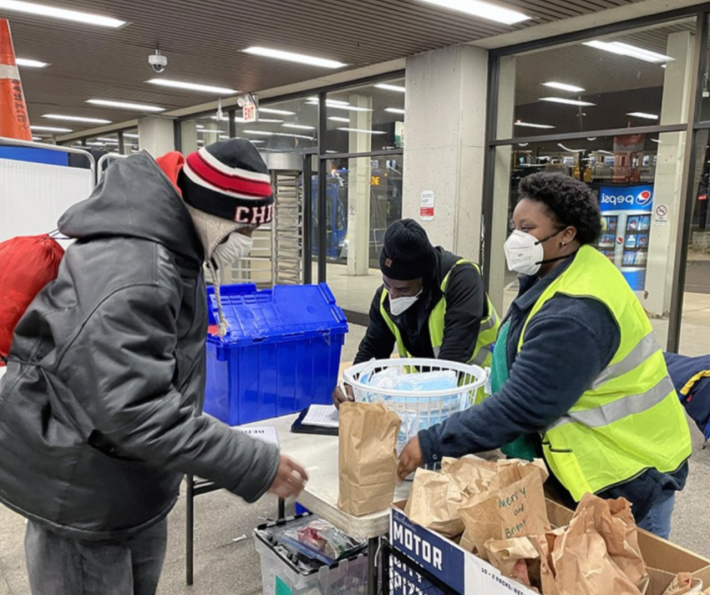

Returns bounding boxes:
[149,49,167,73]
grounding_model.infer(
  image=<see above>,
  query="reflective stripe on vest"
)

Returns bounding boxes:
[518,245,692,501]
[547,375,674,431]
[380,259,500,370]
[591,331,660,389]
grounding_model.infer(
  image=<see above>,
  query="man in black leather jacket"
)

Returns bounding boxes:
[0,139,307,595]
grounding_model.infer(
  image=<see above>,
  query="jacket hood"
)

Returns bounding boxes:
[58,151,203,263]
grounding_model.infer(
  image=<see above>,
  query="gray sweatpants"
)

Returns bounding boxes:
[24,519,168,595]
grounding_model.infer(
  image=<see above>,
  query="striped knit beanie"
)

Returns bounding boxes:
[180,138,274,225]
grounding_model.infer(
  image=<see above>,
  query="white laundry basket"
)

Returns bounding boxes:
[342,358,487,453]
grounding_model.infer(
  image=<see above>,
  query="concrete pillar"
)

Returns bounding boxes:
[643,31,694,317]
[347,94,373,276]
[138,116,175,156]
[403,45,489,266]
[181,120,199,154]
[488,55,517,314]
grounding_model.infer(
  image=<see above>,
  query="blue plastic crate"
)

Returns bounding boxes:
[204,283,348,425]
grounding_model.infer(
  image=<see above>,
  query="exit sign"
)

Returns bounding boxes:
[243,102,258,123]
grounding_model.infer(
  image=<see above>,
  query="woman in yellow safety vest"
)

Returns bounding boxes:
[398,172,692,539]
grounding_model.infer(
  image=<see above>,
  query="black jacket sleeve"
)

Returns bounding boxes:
[418,296,620,463]
[353,288,397,364]
[64,284,280,503]
[437,263,485,363]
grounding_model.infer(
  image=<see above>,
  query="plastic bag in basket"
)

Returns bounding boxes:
[366,367,461,453]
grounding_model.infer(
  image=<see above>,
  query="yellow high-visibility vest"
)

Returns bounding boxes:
[380,260,500,403]
[518,245,691,500]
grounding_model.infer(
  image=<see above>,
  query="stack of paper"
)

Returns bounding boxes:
[302,404,340,429]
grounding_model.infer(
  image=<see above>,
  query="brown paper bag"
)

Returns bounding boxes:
[529,531,565,595]
[441,456,497,495]
[337,402,402,516]
[550,494,648,595]
[458,459,551,559]
[404,468,465,537]
[490,458,549,488]
[661,573,700,595]
[484,537,541,590]
[459,530,477,553]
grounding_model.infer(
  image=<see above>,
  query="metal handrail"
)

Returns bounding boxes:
[97,152,128,182]
[0,136,97,184]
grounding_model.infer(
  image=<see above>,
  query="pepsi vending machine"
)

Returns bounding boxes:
[598,184,653,291]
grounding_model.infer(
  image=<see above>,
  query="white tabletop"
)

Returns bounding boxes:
[243,414,410,540]
[0,365,402,540]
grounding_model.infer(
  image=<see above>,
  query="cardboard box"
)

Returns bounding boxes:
[389,499,710,595]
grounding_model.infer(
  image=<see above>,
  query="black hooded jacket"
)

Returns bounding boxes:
[0,152,279,540]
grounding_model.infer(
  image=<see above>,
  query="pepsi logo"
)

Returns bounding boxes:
[637,190,652,206]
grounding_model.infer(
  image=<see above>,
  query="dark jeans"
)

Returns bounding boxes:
[25,519,168,595]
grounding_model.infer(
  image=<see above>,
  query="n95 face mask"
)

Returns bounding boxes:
[504,230,545,276]
[389,289,422,316]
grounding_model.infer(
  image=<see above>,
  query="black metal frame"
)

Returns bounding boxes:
[482,4,710,354]
[184,474,286,586]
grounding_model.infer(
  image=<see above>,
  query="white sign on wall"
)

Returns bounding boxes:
[420,190,435,221]
[654,204,669,226]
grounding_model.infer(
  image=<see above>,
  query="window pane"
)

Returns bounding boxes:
[325,78,405,154]
[122,128,139,154]
[681,128,710,354]
[86,134,119,153]
[498,18,696,138]
[236,97,317,152]
[316,155,403,313]
[489,131,690,350]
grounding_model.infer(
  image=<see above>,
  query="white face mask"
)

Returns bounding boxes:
[504,230,546,276]
[213,231,254,269]
[389,289,423,316]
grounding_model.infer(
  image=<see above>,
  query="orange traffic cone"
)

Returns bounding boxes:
[0,18,31,141]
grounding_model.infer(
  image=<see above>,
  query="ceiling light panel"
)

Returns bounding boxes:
[385,107,406,114]
[0,0,126,27]
[87,99,164,112]
[313,102,372,112]
[543,82,585,93]
[243,46,346,69]
[16,57,48,68]
[146,79,238,94]
[258,107,295,115]
[514,121,555,129]
[43,114,111,124]
[282,123,315,130]
[337,128,386,135]
[626,112,659,120]
[328,116,350,122]
[417,0,530,25]
[583,40,672,63]
[375,84,406,93]
[233,117,284,123]
[539,97,596,106]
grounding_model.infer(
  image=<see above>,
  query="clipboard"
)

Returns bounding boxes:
[290,406,339,436]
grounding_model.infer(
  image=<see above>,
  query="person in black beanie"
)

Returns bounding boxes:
[334,218,500,407]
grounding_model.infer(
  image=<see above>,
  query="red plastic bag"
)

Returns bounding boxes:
[0,235,64,364]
